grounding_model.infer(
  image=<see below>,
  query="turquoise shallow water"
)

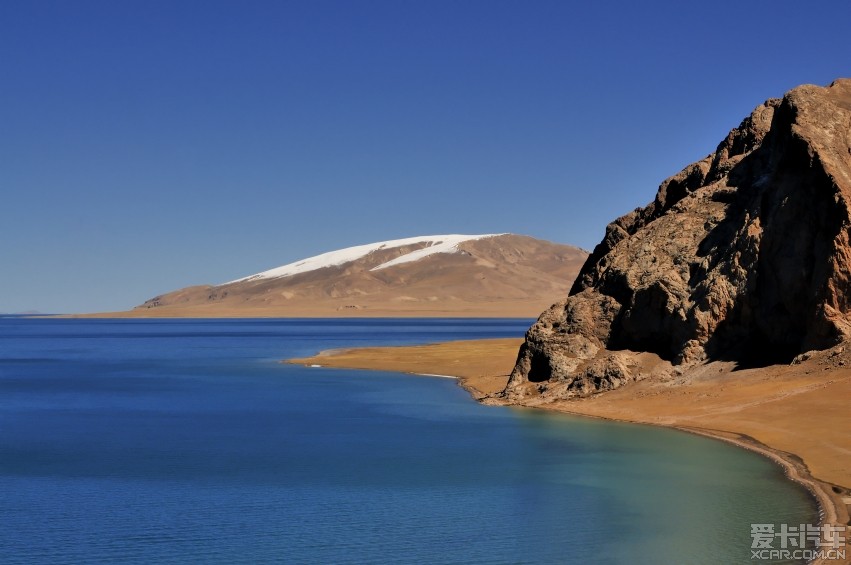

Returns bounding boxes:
[0,318,817,564]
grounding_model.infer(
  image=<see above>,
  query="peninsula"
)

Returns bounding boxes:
[291,80,851,562]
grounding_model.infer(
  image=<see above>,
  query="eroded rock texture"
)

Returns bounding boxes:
[506,79,851,401]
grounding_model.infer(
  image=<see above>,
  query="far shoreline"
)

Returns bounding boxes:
[52,306,546,320]
[287,338,851,563]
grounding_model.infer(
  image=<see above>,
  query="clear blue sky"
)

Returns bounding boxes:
[1,0,848,313]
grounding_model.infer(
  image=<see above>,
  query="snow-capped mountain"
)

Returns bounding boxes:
[228,234,505,284]
[131,234,588,317]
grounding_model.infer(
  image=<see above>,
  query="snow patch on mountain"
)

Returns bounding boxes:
[369,235,499,271]
[224,234,503,284]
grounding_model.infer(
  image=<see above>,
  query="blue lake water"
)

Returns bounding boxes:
[0,318,816,564]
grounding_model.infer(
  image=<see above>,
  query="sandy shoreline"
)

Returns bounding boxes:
[288,338,851,563]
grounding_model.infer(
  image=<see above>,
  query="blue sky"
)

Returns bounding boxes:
[1,0,849,313]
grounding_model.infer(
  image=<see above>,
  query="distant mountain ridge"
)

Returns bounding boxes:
[118,234,587,318]
[226,234,506,284]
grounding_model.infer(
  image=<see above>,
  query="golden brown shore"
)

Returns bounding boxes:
[289,338,525,397]
[288,337,851,561]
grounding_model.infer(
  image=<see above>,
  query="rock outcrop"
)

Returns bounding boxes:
[506,79,851,401]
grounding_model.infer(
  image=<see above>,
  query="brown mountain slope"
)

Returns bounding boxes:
[108,234,587,318]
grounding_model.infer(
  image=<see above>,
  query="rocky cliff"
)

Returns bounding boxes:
[505,79,851,401]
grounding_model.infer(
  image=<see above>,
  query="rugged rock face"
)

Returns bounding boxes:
[506,79,851,401]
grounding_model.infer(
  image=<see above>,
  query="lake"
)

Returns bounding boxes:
[0,318,816,564]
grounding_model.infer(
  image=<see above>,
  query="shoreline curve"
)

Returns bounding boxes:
[287,338,850,564]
